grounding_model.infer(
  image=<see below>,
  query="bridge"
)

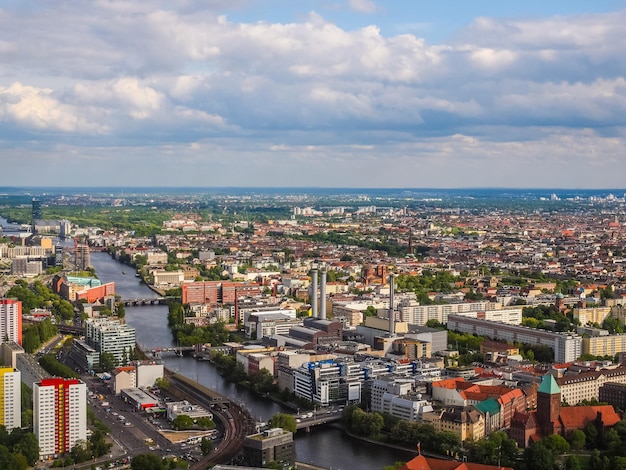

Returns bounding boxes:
[121,297,168,306]
[295,410,343,431]
[146,345,197,357]
[57,324,84,335]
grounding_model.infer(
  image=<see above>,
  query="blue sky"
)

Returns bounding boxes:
[1,0,626,188]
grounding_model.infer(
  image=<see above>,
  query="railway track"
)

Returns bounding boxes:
[167,374,254,468]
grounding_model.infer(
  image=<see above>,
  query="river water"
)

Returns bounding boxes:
[90,251,415,470]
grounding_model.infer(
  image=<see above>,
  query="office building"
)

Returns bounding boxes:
[34,378,87,459]
[85,318,136,366]
[0,367,21,430]
[74,243,90,270]
[31,198,42,225]
[0,299,22,346]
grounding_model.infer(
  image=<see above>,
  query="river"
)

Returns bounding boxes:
[89,251,415,470]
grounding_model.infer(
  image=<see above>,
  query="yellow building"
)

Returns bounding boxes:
[583,335,626,357]
[422,406,485,442]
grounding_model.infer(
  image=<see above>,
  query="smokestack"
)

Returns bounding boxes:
[320,268,327,319]
[311,269,318,318]
[389,273,395,336]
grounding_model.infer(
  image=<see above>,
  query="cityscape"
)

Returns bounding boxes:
[2,1,626,469]
[1,187,626,469]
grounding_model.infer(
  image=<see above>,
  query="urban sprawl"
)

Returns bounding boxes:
[2,188,626,469]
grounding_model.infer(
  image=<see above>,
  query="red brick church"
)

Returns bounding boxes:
[509,374,621,447]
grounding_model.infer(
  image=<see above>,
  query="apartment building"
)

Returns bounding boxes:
[0,367,20,430]
[447,315,582,363]
[557,367,626,405]
[0,299,22,346]
[34,378,87,459]
[398,300,522,326]
[583,334,626,357]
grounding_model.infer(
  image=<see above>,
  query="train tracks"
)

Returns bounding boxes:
[167,374,254,468]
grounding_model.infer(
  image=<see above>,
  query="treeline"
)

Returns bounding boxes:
[38,355,79,379]
[22,319,57,354]
[0,426,39,470]
[212,353,277,396]
[167,302,232,347]
[342,405,461,454]
[6,280,74,321]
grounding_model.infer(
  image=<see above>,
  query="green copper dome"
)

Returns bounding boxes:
[538,374,560,395]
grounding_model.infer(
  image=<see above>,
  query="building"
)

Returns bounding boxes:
[243,428,295,468]
[31,198,42,225]
[0,299,22,346]
[398,299,522,326]
[557,367,626,405]
[152,270,185,288]
[509,374,621,447]
[583,334,626,357]
[399,453,513,470]
[85,318,136,366]
[74,243,90,270]
[447,315,582,363]
[34,378,87,459]
[0,367,21,430]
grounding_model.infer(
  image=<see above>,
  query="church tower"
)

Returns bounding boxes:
[537,374,561,436]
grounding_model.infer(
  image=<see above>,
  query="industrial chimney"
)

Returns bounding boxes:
[320,268,327,319]
[311,268,318,319]
[389,273,395,336]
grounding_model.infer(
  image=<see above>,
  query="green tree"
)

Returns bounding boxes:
[567,429,586,451]
[543,433,570,455]
[172,415,194,431]
[268,413,297,434]
[99,352,118,372]
[523,442,555,470]
[131,453,167,470]
[200,437,213,455]
[565,455,582,470]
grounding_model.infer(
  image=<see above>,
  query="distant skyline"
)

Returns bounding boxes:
[1,1,626,188]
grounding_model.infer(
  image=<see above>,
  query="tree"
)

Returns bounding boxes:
[565,455,582,470]
[131,453,167,470]
[200,437,213,455]
[567,429,586,451]
[268,413,297,434]
[172,415,194,431]
[99,352,118,372]
[543,434,570,455]
[523,442,555,470]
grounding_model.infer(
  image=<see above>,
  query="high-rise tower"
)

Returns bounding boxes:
[0,367,21,430]
[34,378,87,459]
[0,299,22,346]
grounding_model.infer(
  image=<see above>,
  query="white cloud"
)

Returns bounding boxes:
[0,3,625,187]
[0,82,105,133]
[347,0,377,14]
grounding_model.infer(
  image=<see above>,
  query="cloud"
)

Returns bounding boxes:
[347,0,377,14]
[0,82,106,133]
[0,3,625,187]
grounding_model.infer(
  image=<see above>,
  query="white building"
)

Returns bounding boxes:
[85,318,136,366]
[34,378,86,459]
[447,315,582,363]
[0,367,20,429]
[398,300,522,326]
[0,299,22,346]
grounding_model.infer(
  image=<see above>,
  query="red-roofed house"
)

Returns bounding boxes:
[399,453,513,470]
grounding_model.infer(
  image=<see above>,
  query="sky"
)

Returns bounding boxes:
[1,0,626,189]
